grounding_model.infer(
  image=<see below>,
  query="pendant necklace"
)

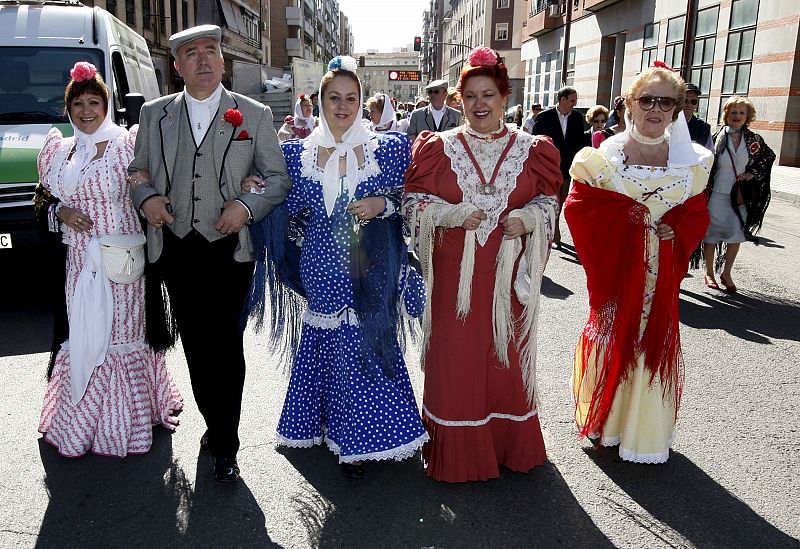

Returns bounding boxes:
[457,130,517,196]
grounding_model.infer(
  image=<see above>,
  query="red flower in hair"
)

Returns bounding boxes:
[652,60,676,71]
[70,62,98,82]
[468,47,498,67]
[223,108,244,127]
[299,94,306,100]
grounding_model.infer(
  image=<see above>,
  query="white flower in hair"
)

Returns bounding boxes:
[328,55,358,72]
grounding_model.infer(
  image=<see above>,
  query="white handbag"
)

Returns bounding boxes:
[98,233,146,284]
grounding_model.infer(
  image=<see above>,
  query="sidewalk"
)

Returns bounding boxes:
[772,165,799,204]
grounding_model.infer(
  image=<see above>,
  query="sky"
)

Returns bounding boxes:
[338,0,430,53]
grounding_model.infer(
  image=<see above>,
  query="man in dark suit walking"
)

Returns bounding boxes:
[128,25,291,483]
[531,86,584,248]
[407,79,462,141]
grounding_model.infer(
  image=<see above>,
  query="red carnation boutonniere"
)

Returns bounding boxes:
[749,140,760,155]
[223,108,244,127]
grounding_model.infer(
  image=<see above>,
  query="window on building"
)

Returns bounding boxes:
[689,5,720,120]
[495,23,508,41]
[555,49,562,87]
[106,0,117,17]
[641,22,659,71]
[497,0,510,8]
[566,46,576,86]
[125,0,135,25]
[241,8,260,45]
[664,15,685,70]
[170,0,178,34]
[143,0,152,30]
[182,0,189,29]
[721,0,758,115]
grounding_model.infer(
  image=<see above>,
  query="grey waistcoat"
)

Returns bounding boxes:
[167,105,224,242]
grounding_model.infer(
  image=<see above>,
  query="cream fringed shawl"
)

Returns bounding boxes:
[403,190,557,407]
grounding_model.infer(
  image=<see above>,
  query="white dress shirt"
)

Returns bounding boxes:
[557,107,571,138]
[185,84,224,144]
[430,104,446,130]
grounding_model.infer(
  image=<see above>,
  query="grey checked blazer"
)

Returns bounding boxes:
[129,88,291,262]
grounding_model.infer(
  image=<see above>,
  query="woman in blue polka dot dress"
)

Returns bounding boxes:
[246,56,427,479]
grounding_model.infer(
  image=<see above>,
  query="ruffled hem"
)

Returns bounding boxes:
[39,343,183,458]
[588,432,675,464]
[276,430,428,463]
[422,410,547,483]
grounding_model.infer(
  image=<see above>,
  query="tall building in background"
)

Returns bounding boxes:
[420,0,446,84]
[521,0,800,166]
[340,12,354,56]
[438,0,524,106]
[356,52,422,103]
[83,0,270,94]
[272,0,343,69]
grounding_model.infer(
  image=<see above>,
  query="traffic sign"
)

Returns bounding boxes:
[388,70,421,82]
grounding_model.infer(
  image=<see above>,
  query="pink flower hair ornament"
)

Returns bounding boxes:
[70,62,98,83]
[467,47,499,68]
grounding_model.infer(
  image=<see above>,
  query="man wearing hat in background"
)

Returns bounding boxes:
[684,82,713,150]
[407,79,462,141]
[128,25,291,483]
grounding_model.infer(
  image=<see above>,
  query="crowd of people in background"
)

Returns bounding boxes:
[34,24,776,487]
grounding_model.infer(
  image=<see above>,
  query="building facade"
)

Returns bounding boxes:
[521,0,800,166]
[273,0,343,69]
[340,12,354,56]
[356,52,422,103]
[83,0,271,94]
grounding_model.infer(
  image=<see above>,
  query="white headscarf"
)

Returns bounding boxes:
[371,93,397,132]
[305,57,374,217]
[61,97,125,197]
[293,95,315,129]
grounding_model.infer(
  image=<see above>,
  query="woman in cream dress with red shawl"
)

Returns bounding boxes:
[565,65,712,463]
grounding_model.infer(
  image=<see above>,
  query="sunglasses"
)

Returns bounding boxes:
[592,118,607,124]
[427,89,443,95]
[636,95,677,112]
[686,98,699,106]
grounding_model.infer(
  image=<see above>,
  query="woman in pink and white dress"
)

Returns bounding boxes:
[37,62,182,458]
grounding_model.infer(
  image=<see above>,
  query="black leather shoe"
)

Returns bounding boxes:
[214,456,240,483]
[199,430,211,453]
[340,462,365,479]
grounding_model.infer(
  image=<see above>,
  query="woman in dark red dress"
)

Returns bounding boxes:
[404,47,562,482]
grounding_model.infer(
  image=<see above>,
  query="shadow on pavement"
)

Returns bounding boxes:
[0,302,54,359]
[584,449,798,548]
[280,446,612,548]
[36,430,276,548]
[541,275,575,300]
[679,288,800,343]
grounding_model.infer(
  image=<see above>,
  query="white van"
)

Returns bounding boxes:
[0,1,159,256]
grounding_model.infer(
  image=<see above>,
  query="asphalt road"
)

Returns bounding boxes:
[1,200,798,548]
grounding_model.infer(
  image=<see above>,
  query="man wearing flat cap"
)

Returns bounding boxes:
[407,79,462,141]
[128,24,291,483]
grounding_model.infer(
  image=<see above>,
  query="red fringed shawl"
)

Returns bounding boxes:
[564,183,710,437]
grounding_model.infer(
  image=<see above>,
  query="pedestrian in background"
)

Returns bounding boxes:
[565,65,713,464]
[405,46,561,482]
[446,87,462,113]
[594,95,626,147]
[531,86,584,249]
[309,92,320,117]
[407,79,461,140]
[37,62,183,458]
[701,96,775,292]
[514,104,524,128]
[128,25,291,483]
[522,102,542,134]
[583,105,608,147]
[246,56,427,480]
[366,92,403,132]
[683,83,713,150]
[278,93,317,142]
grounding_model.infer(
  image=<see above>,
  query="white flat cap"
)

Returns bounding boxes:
[169,25,222,57]
[425,79,448,90]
